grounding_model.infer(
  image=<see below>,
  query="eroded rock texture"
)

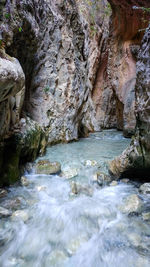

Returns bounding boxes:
[109,24,150,179]
[92,0,150,136]
[0,0,109,184]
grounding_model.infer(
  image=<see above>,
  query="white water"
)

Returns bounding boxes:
[0,130,150,267]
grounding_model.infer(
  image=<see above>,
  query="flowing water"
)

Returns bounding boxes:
[0,130,150,267]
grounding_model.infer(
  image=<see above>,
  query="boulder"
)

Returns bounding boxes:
[12,210,29,222]
[35,160,61,175]
[21,176,30,186]
[0,206,12,217]
[139,183,150,194]
[61,168,78,179]
[119,194,142,214]
[142,212,150,221]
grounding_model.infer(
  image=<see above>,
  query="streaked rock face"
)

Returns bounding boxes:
[109,24,150,179]
[92,0,150,136]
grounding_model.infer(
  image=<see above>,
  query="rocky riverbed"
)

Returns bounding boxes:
[0,130,150,267]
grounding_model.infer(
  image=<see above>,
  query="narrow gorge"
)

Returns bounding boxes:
[0,0,150,266]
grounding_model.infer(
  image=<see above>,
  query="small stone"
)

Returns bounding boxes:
[12,210,29,222]
[21,176,29,186]
[139,183,150,194]
[110,180,118,186]
[0,206,12,217]
[35,160,61,175]
[71,181,78,194]
[71,182,93,196]
[120,194,142,214]
[0,189,7,198]
[93,172,111,186]
[142,212,150,221]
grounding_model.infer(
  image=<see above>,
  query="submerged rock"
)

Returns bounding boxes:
[0,189,7,198]
[2,198,21,210]
[67,236,88,255]
[120,194,142,214]
[128,232,141,247]
[0,206,12,217]
[139,183,150,194]
[45,250,68,267]
[61,168,78,179]
[21,176,30,186]
[12,210,29,222]
[84,160,100,167]
[35,160,61,175]
[110,180,118,186]
[93,171,111,186]
[142,212,150,221]
[71,181,93,196]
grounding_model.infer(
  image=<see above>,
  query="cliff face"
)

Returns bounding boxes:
[0,0,110,184]
[109,24,150,179]
[92,0,150,136]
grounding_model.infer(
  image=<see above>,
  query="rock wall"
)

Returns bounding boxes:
[0,0,110,184]
[92,0,150,136]
[109,24,150,180]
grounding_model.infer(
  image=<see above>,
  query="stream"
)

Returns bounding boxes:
[0,130,150,267]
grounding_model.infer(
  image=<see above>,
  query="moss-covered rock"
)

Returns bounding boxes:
[0,117,47,186]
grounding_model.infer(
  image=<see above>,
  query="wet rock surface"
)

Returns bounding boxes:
[109,24,150,179]
[35,160,61,175]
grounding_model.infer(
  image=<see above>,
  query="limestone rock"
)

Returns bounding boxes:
[139,183,150,194]
[12,210,29,222]
[2,198,21,210]
[84,160,100,167]
[71,181,93,196]
[21,176,30,186]
[109,23,150,179]
[45,250,68,267]
[61,168,78,179]
[0,189,7,198]
[35,160,61,175]
[93,171,111,186]
[142,212,150,221]
[119,194,142,214]
[0,206,12,217]
[110,180,118,186]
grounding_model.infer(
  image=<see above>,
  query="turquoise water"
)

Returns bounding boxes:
[0,130,150,267]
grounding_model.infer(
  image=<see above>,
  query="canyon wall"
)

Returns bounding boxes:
[109,24,150,180]
[0,0,109,184]
[92,0,150,136]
